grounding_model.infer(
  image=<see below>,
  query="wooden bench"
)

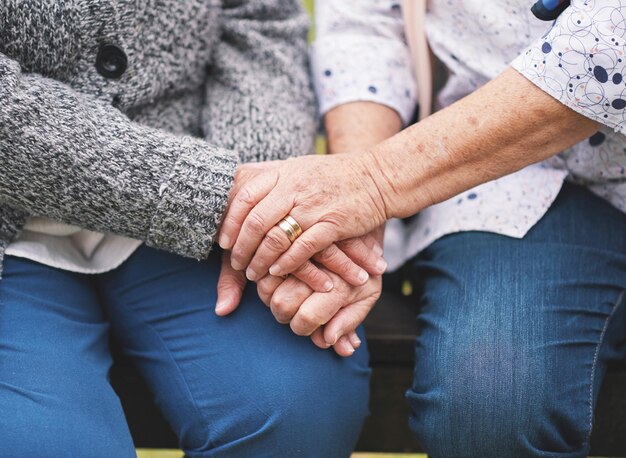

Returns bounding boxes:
[110,275,626,455]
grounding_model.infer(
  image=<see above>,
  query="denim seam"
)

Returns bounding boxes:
[585,288,626,445]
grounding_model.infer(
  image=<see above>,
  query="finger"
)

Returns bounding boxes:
[245,225,292,281]
[347,330,362,349]
[215,251,247,316]
[310,327,331,350]
[218,170,277,251]
[333,335,356,357]
[269,222,338,277]
[270,276,313,324]
[246,227,334,292]
[313,244,370,286]
[323,301,373,346]
[360,232,384,256]
[336,237,387,276]
[289,287,344,336]
[256,274,284,306]
[291,261,334,293]
[230,189,293,271]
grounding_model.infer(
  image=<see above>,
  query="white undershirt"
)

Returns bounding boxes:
[5,217,142,273]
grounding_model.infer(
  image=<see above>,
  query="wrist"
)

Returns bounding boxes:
[364,115,459,219]
[352,151,393,222]
[325,102,403,155]
[362,146,402,220]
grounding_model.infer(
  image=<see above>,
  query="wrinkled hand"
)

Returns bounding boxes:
[221,160,387,292]
[215,237,383,357]
[256,265,382,357]
[219,153,388,284]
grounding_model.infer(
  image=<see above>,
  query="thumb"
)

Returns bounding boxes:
[215,251,247,316]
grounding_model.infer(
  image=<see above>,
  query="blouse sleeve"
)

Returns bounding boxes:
[511,1,626,134]
[310,0,417,125]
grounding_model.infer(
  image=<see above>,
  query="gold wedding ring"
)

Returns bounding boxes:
[277,215,303,243]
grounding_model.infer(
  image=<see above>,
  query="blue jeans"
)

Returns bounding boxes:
[407,183,626,457]
[0,245,370,457]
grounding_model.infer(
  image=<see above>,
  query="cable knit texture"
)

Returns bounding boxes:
[0,0,317,276]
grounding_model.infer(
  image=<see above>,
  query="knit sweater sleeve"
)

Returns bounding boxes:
[0,54,237,260]
[202,0,317,163]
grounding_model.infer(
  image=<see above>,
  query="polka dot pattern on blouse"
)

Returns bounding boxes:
[312,0,626,268]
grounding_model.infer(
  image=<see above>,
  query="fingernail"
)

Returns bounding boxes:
[246,267,258,281]
[373,244,383,257]
[347,346,355,354]
[215,301,227,315]
[350,335,362,348]
[231,259,243,271]
[376,258,388,273]
[219,234,230,249]
[358,269,369,284]
[269,264,282,276]
[323,280,334,292]
[326,333,339,346]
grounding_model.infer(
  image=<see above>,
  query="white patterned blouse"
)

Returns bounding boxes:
[311,0,626,270]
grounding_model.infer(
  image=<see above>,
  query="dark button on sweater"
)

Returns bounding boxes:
[95,44,127,79]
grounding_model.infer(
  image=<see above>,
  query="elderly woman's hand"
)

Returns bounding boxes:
[257,267,382,357]
[219,153,388,281]
[215,233,383,357]
[222,161,387,292]
[220,69,605,284]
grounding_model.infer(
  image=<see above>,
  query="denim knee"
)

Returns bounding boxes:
[182,350,370,458]
[407,308,590,458]
[402,226,622,458]
[407,347,590,458]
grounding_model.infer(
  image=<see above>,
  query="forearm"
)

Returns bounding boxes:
[325,101,403,244]
[0,57,237,259]
[368,67,599,219]
[325,102,403,155]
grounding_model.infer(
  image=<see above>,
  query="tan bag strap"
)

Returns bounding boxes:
[401,0,432,120]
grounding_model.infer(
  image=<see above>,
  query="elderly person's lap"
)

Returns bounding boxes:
[0,246,370,457]
[408,183,626,457]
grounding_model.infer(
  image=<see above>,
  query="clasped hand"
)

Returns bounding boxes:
[215,155,389,356]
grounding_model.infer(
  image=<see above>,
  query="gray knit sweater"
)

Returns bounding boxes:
[0,0,317,276]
